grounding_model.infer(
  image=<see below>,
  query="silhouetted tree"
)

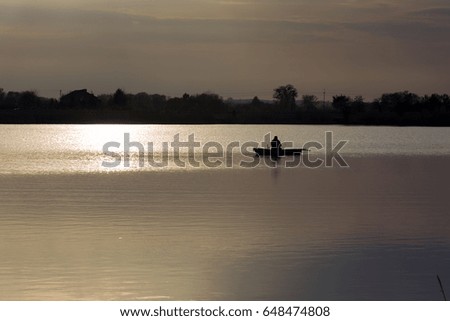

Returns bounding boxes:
[129,92,148,109]
[273,84,298,110]
[0,88,4,102]
[380,91,419,115]
[333,95,351,122]
[352,96,365,113]
[44,98,58,109]
[302,95,318,111]
[251,96,262,107]
[0,88,5,110]
[422,94,444,114]
[194,93,224,109]
[19,91,40,109]
[97,94,112,107]
[443,94,450,112]
[150,94,167,109]
[112,88,127,106]
[3,91,20,109]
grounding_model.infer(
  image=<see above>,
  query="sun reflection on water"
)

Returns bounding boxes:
[73,124,158,152]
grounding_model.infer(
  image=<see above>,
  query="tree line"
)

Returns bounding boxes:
[0,86,449,125]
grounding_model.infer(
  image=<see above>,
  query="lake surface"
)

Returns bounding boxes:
[0,125,449,300]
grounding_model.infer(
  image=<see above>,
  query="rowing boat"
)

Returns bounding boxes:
[253,147,304,157]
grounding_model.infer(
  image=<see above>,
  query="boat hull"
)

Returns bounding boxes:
[253,148,303,157]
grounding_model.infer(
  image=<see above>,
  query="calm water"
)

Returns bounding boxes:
[0,125,449,300]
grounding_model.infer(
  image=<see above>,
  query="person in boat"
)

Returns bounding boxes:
[270,136,282,156]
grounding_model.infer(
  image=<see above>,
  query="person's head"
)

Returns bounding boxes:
[274,136,278,140]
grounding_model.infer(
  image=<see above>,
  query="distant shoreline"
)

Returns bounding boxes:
[1,88,449,126]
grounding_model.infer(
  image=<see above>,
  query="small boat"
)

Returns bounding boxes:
[253,147,305,157]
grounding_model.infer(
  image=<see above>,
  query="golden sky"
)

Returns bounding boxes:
[1,0,449,99]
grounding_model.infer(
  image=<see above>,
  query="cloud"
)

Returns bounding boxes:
[0,1,449,98]
[343,20,450,44]
[410,7,450,21]
[0,4,337,45]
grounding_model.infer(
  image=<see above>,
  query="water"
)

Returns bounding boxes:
[0,125,449,174]
[0,125,449,300]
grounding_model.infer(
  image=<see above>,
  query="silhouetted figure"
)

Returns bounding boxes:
[271,136,282,158]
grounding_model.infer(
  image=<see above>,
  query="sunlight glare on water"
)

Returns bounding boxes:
[0,125,449,175]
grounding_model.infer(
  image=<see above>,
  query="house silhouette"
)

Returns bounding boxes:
[60,89,99,108]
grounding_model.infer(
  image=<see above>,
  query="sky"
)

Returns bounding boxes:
[1,0,449,100]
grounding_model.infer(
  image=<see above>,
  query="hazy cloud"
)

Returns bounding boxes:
[0,1,449,99]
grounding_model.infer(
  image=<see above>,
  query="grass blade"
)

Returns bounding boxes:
[437,275,447,301]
